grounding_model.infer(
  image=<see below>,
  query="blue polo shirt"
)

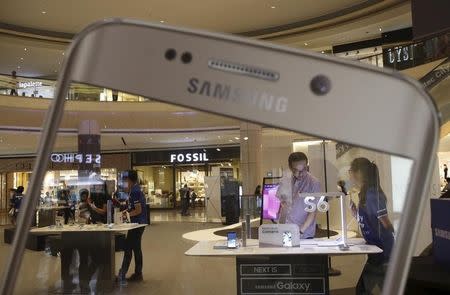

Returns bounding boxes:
[357,187,394,265]
[128,184,147,224]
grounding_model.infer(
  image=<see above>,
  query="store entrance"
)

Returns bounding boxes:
[175,164,207,209]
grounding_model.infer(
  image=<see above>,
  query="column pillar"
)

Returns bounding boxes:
[240,122,262,195]
[78,120,101,179]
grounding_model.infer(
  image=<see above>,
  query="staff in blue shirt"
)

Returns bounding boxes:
[349,158,395,295]
[118,170,147,284]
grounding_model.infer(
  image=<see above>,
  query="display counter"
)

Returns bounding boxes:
[31,223,146,292]
[186,238,381,295]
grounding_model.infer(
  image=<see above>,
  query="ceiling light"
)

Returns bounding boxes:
[304,42,308,46]
[379,27,382,32]
[270,6,276,9]
[229,139,233,142]
[243,137,249,141]
[228,163,232,167]
[217,135,221,139]
[41,11,46,14]
[17,66,20,69]
[220,163,224,167]
[234,137,240,140]
[24,48,27,51]
[62,52,65,56]
[20,57,24,61]
[321,51,325,54]
[216,148,221,151]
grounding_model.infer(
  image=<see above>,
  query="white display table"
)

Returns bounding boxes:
[31,223,147,293]
[186,238,381,295]
[30,223,146,233]
[186,238,381,256]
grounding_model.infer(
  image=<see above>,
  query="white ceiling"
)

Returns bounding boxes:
[0,128,305,156]
[0,0,368,34]
[0,0,412,77]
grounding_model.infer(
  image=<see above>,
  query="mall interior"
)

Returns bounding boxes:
[0,1,449,294]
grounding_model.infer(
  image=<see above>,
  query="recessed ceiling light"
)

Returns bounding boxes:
[321,51,325,54]
[304,43,308,46]
[20,57,24,61]
[42,11,46,14]
[62,52,65,56]
[270,6,276,9]
[234,137,240,140]
[17,66,20,69]
[229,139,233,142]
[160,20,165,23]
[216,148,221,151]
[244,137,249,141]
[379,27,382,32]
[24,48,27,51]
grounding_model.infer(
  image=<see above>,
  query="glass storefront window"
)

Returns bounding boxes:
[134,165,174,209]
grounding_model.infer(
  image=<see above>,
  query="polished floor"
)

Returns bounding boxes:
[0,219,366,295]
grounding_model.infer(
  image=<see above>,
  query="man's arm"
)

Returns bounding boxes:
[300,211,317,234]
[128,203,142,217]
[90,203,107,215]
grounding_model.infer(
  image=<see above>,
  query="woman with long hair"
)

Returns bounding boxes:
[349,157,395,294]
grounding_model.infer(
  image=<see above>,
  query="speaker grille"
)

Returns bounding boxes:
[208,59,279,81]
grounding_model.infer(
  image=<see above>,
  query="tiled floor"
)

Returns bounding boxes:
[0,220,365,294]
[150,208,211,223]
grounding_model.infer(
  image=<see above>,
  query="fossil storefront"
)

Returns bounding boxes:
[132,146,240,209]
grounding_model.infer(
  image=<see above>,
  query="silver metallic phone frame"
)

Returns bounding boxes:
[0,19,439,295]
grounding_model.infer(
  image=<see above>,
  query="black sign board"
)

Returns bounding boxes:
[236,255,329,295]
[132,146,240,165]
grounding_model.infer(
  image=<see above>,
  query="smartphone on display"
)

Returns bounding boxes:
[227,232,237,249]
[5,19,438,295]
[282,231,293,247]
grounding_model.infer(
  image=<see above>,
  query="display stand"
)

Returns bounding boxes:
[31,223,146,293]
[236,255,329,295]
[186,238,381,295]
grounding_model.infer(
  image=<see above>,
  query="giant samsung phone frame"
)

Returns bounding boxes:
[0,19,439,295]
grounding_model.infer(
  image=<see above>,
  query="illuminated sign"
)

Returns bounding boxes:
[304,196,330,213]
[17,81,43,88]
[169,152,209,163]
[50,153,101,164]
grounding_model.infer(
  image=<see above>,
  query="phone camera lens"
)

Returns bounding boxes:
[181,52,192,64]
[310,74,331,96]
[165,49,176,61]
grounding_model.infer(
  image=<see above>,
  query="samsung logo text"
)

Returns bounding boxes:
[187,78,287,113]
